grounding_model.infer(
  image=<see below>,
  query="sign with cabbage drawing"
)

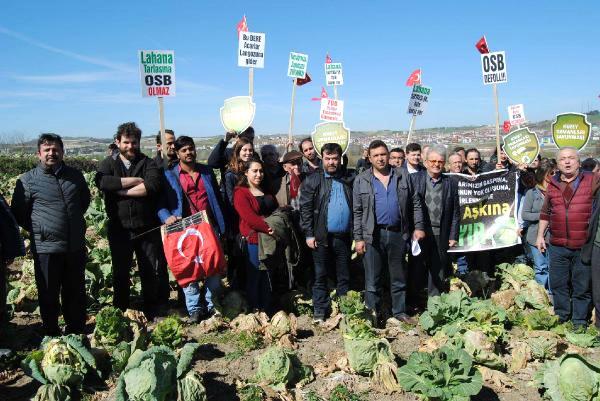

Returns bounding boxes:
[447,170,520,252]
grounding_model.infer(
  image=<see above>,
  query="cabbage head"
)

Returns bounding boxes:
[177,371,206,401]
[94,306,131,348]
[40,335,98,387]
[32,383,72,401]
[151,316,184,348]
[256,346,313,389]
[541,354,600,401]
[266,311,296,340]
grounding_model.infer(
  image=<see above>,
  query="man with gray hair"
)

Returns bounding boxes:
[411,145,460,296]
[537,147,600,328]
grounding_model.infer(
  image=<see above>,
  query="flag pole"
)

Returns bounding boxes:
[288,78,297,144]
[158,96,168,170]
[493,83,501,158]
[333,85,338,100]
[407,114,416,145]
[249,67,254,99]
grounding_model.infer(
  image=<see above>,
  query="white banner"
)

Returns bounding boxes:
[320,98,344,122]
[238,32,266,68]
[139,50,176,97]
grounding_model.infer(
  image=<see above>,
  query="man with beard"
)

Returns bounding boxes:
[299,137,322,174]
[154,129,178,170]
[300,143,355,323]
[12,134,90,335]
[95,122,167,320]
[158,136,226,322]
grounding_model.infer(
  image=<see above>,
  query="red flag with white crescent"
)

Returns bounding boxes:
[475,36,489,54]
[237,15,248,38]
[503,120,511,133]
[325,54,332,64]
[311,86,328,101]
[162,221,226,286]
[405,69,421,86]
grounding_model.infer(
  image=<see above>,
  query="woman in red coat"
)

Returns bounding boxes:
[233,159,278,312]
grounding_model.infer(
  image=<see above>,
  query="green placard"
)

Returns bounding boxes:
[551,112,591,150]
[502,127,540,165]
[311,122,350,157]
[220,96,256,134]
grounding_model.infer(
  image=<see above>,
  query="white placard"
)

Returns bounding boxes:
[238,32,266,68]
[407,85,431,116]
[139,50,176,97]
[320,98,344,122]
[325,62,343,86]
[481,51,507,85]
[288,52,308,79]
[508,104,526,126]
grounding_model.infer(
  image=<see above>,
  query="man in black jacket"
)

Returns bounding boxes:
[1,193,25,324]
[299,143,355,323]
[95,122,167,319]
[12,133,90,335]
[412,145,460,296]
[353,140,425,326]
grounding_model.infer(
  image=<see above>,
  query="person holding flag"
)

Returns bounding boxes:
[158,136,227,323]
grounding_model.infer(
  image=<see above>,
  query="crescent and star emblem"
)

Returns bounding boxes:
[177,228,205,265]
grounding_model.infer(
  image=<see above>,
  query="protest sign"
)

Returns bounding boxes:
[220,96,256,134]
[480,51,507,85]
[320,98,344,122]
[551,112,592,150]
[508,104,526,126]
[407,84,431,116]
[238,32,265,68]
[502,127,540,165]
[288,52,308,79]
[139,50,176,97]
[311,122,350,157]
[447,170,519,252]
[325,62,343,86]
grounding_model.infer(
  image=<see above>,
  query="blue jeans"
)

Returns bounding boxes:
[246,243,272,313]
[528,244,550,291]
[455,255,469,276]
[364,229,407,318]
[312,234,351,318]
[182,275,222,316]
[548,244,591,326]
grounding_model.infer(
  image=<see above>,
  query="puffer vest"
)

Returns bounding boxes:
[548,172,593,249]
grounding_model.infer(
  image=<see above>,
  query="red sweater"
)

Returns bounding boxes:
[233,186,273,244]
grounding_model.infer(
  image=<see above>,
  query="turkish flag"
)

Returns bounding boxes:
[405,69,421,86]
[325,54,332,64]
[475,36,489,54]
[237,15,248,37]
[503,120,511,133]
[162,221,226,287]
[311,87,328,101]
[296,73,312,86]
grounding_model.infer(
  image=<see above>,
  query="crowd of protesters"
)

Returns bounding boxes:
[2,123,600,335]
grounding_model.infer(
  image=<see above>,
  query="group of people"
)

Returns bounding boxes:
[1,123,600,336]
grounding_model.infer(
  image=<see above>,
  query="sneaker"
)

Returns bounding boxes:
[313,316,325,325]
[394,313,417,325]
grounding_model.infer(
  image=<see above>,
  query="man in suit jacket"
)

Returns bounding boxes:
[411,145,460,296]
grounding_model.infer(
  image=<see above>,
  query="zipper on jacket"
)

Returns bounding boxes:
[54,173,71,249]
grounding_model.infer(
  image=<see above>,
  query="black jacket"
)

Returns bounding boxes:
[583,189,600,264]
[12,163,90,253]
[411,171,461,251]
[1,193,25,260]
[95,153,162,231]
[299,169,355,243]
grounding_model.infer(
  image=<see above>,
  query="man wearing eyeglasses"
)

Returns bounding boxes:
[411,145,460,297]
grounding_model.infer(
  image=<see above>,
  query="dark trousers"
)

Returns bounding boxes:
[0,259,7,323]
[549,244,591,326]
[422,234,449,297]
[108,227,168,319]
[246,243,272,313]
[32,249,87,335]
[590,245,600,328]
[364,229,407,318]
[312,233,351,318]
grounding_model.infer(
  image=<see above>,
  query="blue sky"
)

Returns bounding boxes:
[1,0,599,139]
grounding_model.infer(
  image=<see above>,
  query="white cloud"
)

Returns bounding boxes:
[13,71,132,84]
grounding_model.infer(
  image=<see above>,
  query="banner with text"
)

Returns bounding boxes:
[320,98,344,122]
[407,85,431,116]
[238,32,266,68]
[139,50,176,97]
[325,62,343,86]
[551,112,592,150]
[447,170,520,253]
[288,52,308,79]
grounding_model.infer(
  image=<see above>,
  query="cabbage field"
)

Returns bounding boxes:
[2,170,600,401]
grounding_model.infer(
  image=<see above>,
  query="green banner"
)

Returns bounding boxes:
[502,127,540,164]
[311,122,350,157]
[447,170,519,252]
[551,113,591,150]
[219,96,256,134]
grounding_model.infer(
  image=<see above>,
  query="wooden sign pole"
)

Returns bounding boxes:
[493,83,501,158]
[406,114,416,145]
[158,96,168,169]
[249,67,254,99]
[288,79,297,143]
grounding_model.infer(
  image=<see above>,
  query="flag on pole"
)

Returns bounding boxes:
[405,69,421,86]
[312,87,329,101]
[296,73,312,86]
[237,15,248,37]
[503,120,511,133]
[475,36,489,54]
[325,53,332,64]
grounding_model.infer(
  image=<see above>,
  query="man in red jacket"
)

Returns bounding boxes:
[537,147,600,328]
